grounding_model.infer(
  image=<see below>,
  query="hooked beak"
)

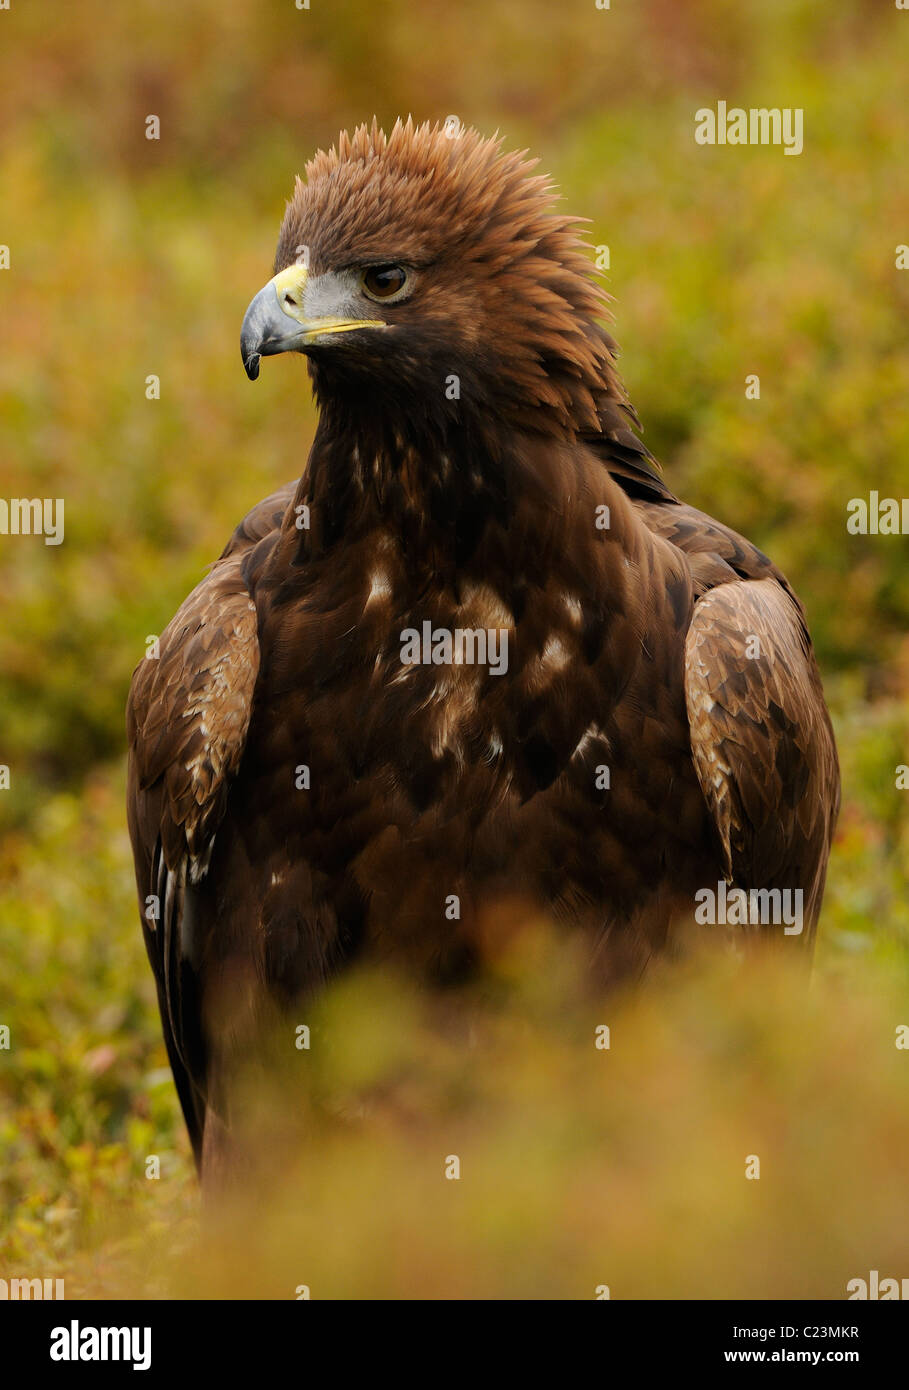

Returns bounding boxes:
[240,263,386,380]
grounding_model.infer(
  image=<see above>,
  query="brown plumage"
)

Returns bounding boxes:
[127,120,840,1178]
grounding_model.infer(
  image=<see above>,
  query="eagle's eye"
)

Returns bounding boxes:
[361,265,409,302]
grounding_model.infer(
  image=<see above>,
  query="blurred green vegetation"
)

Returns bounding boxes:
[1,0,908,1296]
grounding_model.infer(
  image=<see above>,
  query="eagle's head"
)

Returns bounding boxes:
[240,119,622,441]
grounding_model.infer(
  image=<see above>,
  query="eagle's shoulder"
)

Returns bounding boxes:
[127,550,259,882]
[126,482,296,878]
[630,495,839,939]
[683,578,839,937]
[632,496,784,592]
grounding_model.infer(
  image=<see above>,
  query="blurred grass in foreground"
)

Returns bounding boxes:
[2,680,909,1296]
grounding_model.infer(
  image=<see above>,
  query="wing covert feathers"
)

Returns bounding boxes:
[684,580,839,939]
[127,551,259,881]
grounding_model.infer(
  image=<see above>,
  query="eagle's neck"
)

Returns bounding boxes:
[284,396,636,589]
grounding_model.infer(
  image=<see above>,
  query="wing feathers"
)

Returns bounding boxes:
[685,580,839,939]
[127,549,262,1166]
[128,552,259,876]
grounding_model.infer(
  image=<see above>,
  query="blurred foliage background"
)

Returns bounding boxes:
[1,0,908,1298]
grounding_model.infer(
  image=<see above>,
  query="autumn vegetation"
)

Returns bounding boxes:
[1,0,907,1297]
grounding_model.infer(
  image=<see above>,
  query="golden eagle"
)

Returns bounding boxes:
[127,120,839,1179]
